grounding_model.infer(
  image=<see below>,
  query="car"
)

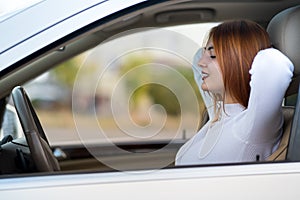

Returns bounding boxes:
[0,0,300,198]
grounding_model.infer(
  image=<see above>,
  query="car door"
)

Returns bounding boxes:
[1,0,300,199]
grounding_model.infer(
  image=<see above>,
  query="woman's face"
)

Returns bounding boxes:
[198,40,224,95]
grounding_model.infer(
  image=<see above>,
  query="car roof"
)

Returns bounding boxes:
[0,0,102,54]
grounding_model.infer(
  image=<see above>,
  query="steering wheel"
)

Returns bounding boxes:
[12,86,60,172]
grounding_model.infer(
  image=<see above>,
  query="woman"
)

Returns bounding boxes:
[175,20,294,165]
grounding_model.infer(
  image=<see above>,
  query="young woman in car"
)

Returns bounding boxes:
[175,20,294,165]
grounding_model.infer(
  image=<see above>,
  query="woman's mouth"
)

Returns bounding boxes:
[202,72,209,80]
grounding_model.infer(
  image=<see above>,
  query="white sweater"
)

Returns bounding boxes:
[175,48,294,165]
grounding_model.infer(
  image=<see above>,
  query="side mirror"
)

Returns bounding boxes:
[0,104,23,140]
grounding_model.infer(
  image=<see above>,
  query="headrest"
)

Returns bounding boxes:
[267,6,300,76]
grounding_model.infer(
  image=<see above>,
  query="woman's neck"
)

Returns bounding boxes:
[224,93,239,104]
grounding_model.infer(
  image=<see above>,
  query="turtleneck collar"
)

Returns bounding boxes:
[222,103,245,117]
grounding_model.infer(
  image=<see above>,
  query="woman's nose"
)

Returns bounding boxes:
[198,56,207,68]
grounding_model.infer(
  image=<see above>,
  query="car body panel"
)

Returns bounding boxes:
[1,162,300,198]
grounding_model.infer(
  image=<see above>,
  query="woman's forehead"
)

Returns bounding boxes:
[205,40,214,47]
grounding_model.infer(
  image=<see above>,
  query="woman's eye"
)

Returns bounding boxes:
[204,46,216,59]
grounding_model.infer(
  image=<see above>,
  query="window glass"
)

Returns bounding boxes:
[25,23,218,146]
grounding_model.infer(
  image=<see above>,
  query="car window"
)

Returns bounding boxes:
[24,23,217,147]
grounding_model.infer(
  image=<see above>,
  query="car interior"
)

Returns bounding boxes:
[266,5,300,161]
[0,0,300,176]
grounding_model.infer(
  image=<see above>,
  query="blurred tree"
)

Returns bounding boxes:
[147,83,180,115]
[120,54,152,106]
[51,57,81,88]
[120,54,204,116]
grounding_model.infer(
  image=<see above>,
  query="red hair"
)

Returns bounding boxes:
[209,20,271,108]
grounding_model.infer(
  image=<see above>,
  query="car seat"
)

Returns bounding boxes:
[267,5,300,161]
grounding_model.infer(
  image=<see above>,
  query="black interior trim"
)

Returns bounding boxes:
[52,140,184,160]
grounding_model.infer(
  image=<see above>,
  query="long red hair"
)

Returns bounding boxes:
[209,20,271,108]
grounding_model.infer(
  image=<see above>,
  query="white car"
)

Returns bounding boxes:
[0,0,300,199]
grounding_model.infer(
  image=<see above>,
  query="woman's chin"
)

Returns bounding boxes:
[201,84,209,91]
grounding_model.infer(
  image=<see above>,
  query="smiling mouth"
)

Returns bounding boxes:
[202,72,209,80]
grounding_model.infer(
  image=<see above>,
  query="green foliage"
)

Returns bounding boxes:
[120,54,152,105]
[147,84,180,115]
[120,54,203,116]
[51,58,80,88]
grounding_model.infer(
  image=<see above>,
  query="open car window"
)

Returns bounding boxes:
[21,23,219,171]
[24,24,218,146]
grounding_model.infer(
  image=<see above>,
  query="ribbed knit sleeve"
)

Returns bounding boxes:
[239,48,294,143]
